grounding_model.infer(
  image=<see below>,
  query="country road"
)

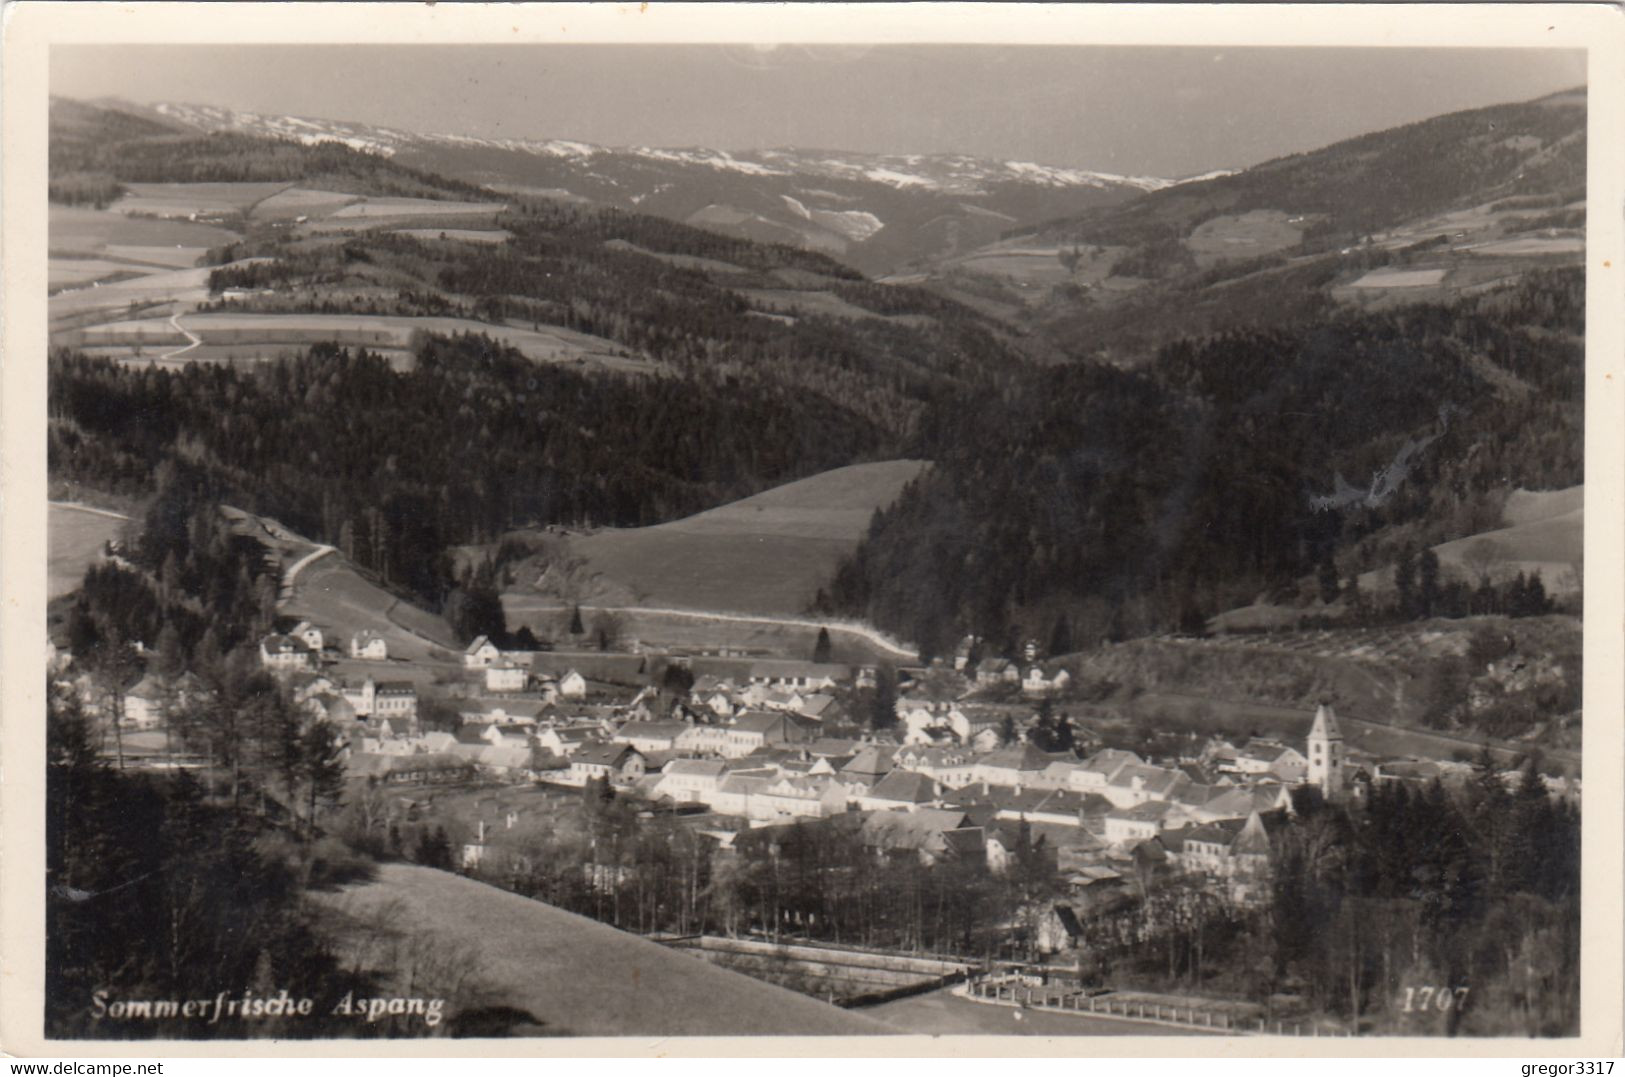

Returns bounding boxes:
[282,543,335,592]
[501,599,918,662]
[48,501,131,522]
[159,312,202,361]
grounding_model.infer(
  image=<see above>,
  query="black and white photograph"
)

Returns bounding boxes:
[3,1,1621,1054]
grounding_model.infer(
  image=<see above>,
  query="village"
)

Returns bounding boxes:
[51,604,1578,1022]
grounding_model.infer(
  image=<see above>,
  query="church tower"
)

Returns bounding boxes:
[1307,703,1345,800]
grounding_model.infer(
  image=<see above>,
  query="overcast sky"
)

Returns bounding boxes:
[52,45,1585,178]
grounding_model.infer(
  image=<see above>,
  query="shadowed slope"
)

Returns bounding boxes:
[318,862,892,1037]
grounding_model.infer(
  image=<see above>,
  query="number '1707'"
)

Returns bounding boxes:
[1400,986,1469,1012]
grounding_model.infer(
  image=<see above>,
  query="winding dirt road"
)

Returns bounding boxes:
[159,312,202,361]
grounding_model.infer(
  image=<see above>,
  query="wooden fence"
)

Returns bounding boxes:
[966,979,1351,1037]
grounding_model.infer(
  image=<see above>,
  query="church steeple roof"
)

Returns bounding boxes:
[1309,703,1342,742]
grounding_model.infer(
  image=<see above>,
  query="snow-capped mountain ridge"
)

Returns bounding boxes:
[140,100,1184,192]
[106,98,1192,273]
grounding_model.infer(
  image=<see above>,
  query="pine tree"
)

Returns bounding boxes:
[1505,761,1550,895]
[812,627,832,665]
[299,720,348,838]
[1048,613,1073,657]
[153,622,186,679]
[1317,556,1341,605]
[1394,546,1419,620]
[869,665,897,732]
[416,826,454,870]
[1419,548,1442,618]
[1524,571,1550,616]
[1468,743,1514,895]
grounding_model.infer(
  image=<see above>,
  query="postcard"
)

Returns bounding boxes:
[2,1,1621,1059]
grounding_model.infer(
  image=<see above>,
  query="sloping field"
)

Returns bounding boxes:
[48,503,128,599]
[102,244,214,269]
[942,233,1131,291]
[316,863,890,1037]
[222,507,462,663]
[48,259,161,290]
[251,187,360,219]
[288,553,462,663]
[526,460,928,616]
[330,197,504,219]
[111,181,291,218]
[736,288,888,322]
[1357,484,1583,594]
[1471,235,1584,256]
[1348,267,1448,289]
[63,313,652,374]
[1504,486,1583,524]
[603,238,747,274]
[949,249,1074,290]
[49,206,237,254]
[393,228,512,244]
[48,265,217,324]
[1185,210,1303,263]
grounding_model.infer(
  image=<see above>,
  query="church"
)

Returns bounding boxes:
[1306,702,1346,800]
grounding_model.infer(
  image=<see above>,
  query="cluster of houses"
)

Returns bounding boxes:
[461,635,588,698]
[55,609,1581,960]
[950,634,1075,696]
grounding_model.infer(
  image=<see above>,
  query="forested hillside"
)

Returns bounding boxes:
[195,198,1033,435]
[827,268,1584,657]
[49,98,492,204]
[918,88,1585,361]
[47,89,1585,664]
[1033,90,1584,254]
[50,333,894,614]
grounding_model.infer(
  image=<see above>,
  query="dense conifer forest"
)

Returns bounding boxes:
[1083,775,1579,1036]
[50,332,889,613]
[827,269,1583,657]
[50,116,492,202]
[47,692,462,1038]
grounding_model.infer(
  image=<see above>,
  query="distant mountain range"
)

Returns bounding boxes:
[905,86,1587,358]
[87,98,1207,274]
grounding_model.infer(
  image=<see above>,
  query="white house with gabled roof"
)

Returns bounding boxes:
[350,630,389,661]
[464,636,502,669]
[558,669,588,700]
